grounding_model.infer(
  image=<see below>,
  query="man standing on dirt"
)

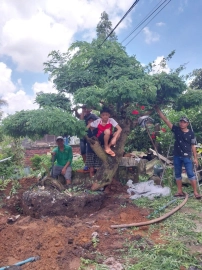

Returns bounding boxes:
[155,106,201,199]
[51,136,73,186]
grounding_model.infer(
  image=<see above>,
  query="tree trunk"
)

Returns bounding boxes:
[86,120,131,190]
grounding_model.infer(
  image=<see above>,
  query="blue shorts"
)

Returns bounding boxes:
[173,156,195,181]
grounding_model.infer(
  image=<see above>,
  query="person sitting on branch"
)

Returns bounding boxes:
[87,107,122,157]
[155,106,201,199]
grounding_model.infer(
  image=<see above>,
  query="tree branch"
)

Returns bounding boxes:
[85,136,108,163]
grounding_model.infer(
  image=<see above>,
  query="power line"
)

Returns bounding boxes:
[121,0,166,44]
[100,0,140,46]
[124,0,171,47]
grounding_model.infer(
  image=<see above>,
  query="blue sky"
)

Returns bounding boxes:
[0,0,201,115]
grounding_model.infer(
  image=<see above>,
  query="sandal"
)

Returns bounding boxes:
[105,149,116,157]
[174,192,186,197]
[194,194,202,200]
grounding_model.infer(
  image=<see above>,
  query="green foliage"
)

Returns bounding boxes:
[35,92,71,111]
[0,137,25,179]
[96,11,117,41]
[2,108,86,139]
[175,89,202,110]
[30,155,42,170]
[0,179,11,191]
[190,68,202,90]
[10,180,21,196]
[152,72,186,106]
[44,36,185,116]
[124,126,152,152]
[30,154,52,171]
[72,157,84,171]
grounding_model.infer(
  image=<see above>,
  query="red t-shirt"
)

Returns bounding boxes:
[90,118,118,137]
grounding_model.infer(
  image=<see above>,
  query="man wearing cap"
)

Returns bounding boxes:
[155,106,201,199]
[51,136,73,185]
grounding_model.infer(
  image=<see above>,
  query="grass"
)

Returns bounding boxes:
[79,168,202,269]
[80,181,202,269]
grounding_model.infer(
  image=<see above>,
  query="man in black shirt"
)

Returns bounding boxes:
[155,106,201,199]
[75,105,97,170]
[85,115,102,177]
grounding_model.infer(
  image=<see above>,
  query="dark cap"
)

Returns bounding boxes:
[179,116,189,123]
[56,136,64,141]
[87,114,98,121]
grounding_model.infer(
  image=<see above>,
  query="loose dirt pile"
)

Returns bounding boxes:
[0,178,160,270]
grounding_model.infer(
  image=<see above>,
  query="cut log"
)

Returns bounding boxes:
[146,158,158,176]
[149,148,172,164]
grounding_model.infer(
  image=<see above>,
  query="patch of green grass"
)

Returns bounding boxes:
[79,258,108,270]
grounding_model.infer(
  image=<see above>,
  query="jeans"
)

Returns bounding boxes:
[173,156,195,181]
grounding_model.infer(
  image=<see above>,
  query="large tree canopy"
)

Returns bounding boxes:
[3,108,85,139]
[35,92,71,111]
[2,12,187,189]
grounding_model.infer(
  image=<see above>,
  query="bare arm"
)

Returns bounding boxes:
[192,145,198,167]
[86,123,91,129]
[155,106,173,130]
[113,124,122,138]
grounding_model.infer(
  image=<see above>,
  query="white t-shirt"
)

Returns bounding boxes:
[90,118,118,128]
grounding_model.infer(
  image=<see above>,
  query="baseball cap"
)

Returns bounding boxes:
[87,114,98,121]
[56,136,64,141]
[179,116,189,123]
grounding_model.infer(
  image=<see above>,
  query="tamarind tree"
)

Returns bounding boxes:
[2,12,186,189]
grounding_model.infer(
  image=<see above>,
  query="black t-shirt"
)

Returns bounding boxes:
[172,125,196,157]
[86,128,97,153]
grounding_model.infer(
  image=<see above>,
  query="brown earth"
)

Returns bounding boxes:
[0,177,161,270]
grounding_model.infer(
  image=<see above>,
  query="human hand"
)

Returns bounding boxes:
[193,159,198,168]
[61,167,67,175]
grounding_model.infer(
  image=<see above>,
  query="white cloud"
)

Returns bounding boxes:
[178,0,188,13]
[150,56,170,75]
[0,0,134,72]
[143,27,160,44]
[3,90,38,115]
[0,62,16,95]
[156,22,165,27]
[0,62,59,115]
[32,80,57,95]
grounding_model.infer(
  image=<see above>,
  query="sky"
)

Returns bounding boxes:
[0,0,201,116]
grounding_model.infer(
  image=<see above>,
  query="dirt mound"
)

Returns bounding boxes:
[0,177,156,270]
[22,189,106,218]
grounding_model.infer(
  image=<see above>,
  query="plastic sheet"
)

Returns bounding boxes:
[127,179,171,200]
